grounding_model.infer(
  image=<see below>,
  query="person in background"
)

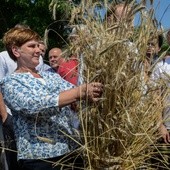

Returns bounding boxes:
[36,40,52,72]
[39,40,46,57]
[48,45,79,85]
[158,32,169,124]
[48,47,65,72]
[0,92,19,170]
[149,33,170,169]
[0,51,17,80]
[0,27,103,170]
[106,2,133,26]
[138,33,163,96]
[146,33,163,65]
[107,2,126,22]
[105,1,138,57]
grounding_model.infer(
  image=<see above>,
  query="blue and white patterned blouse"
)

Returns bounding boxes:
[0,71,80,160]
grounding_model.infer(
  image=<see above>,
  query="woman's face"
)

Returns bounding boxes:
[15,40,41,68]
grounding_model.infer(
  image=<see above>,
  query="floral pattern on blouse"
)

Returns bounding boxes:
[0,71,80,160]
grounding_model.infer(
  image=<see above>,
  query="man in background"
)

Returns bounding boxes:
[48,47,65,72]
[48,47,79,85]
[36,40,52,72]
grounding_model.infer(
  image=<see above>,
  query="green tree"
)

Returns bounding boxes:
[0,0,74,51]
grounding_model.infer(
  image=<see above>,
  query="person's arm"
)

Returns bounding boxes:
[0,92,7,122]
[1,74,103,115]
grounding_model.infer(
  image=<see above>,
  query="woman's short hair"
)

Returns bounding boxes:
[3,27,41,61]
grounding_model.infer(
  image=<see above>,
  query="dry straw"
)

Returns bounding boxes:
[68,0,168,169]
[45,0,169,169]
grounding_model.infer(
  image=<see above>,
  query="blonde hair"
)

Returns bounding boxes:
[3,27,41,61]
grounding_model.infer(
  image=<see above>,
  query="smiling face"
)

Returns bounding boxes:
[13,40,41,69]
[48,48,64,70]
[3,27,41,66]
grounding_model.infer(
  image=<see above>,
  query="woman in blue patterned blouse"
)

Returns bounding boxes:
[0,27,103,170]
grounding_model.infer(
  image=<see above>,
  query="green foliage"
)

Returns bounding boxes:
[0,0,52,37]
[50,0,73,19]
[0,0,73,52]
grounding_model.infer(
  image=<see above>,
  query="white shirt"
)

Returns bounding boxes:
[151,57,170,129]
[0,51,17,80]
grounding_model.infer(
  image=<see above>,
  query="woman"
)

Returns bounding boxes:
[0,27,103,170]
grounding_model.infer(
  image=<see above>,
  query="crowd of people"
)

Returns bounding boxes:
[0,1,170,170]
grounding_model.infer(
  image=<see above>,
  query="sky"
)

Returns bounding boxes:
[153,0,170,30]
[135,0,170,30]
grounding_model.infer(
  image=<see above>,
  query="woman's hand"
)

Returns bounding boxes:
[79,82,103,102]
[59,82,103,107]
